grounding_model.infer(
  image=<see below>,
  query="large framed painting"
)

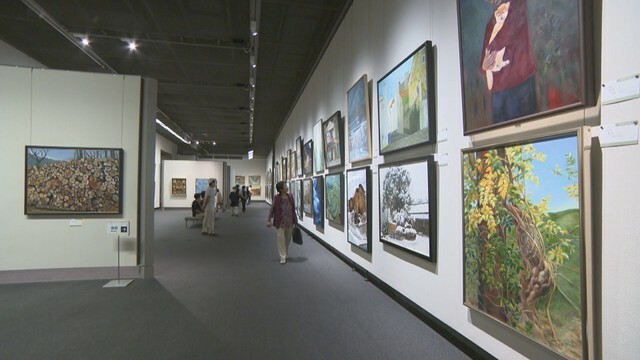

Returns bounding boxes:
[325,172,344,226]
[275,161,280,183]
[322,111,344,169]
[235,175,245,187]
[347,166,371,252]
[377,41,436,155]
[295,179,303,219]
[378,156,437,261]
[248,175,261,196]
[462,129,593,360]
[457,0,588,134]
[287,149,293,180]
[303,140,313,176]
[25,146,123,215]
[347,74,372,163]
[291,150,297,180]
[172,178,187,195]
[296,136,303,177]
[302,178,313,216]
[195,178,209,194]
[313,119,325,173]
[313,176,324,228]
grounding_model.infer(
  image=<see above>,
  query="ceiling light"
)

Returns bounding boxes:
[250,21,258,37]
[81,37,90,46]
[155,118,190,144]
[128,41,137,51]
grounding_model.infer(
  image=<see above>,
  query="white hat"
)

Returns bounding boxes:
[209,178,216,185]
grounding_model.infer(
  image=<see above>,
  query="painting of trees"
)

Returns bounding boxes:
[463,134,584,360]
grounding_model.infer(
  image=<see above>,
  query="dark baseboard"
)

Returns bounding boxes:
[298,225,496,360]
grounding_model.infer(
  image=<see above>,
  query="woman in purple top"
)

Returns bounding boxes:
[267,181,298,264]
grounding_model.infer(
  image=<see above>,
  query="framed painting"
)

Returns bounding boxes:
[347,74,372,163]
[291,150,297,180]
[296,136,303,177]
[347,166,372,252]
[303,178,313,216]
[378,156,437,261]
[457,0,587,134]
[235,175,245,187]
[295,179,303,219]
[172,178,187,195]
[195,178,209,194]
[377,41,436,155]
[325,172,344,226]
[462,129,592,360]
[303,140,314,176]
[25,146,123,215]
[322,111,344,169]
[282,156,288,181]
[313,119,325,173]
[313,176,324,228]
[287,149,293,180]
[274,161,280,183]
[248,175,261,196]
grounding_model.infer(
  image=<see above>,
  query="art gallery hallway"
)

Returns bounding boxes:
[0,204,477,359]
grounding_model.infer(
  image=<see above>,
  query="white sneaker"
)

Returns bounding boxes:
[280,258,286,264]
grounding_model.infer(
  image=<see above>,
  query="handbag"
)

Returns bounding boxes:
[292,226,303,245]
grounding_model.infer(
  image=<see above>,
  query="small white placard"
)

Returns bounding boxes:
[599,122,639,147]
[107,221,130,235]
[602,75,640,105]
[69,219,83,227]
[436,153,449,166]
[437,128,448,142]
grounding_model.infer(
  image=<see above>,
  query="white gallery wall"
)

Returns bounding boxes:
[154,133,178,208]
[227,158,268,201]
[0,65,142,270]
[161,160,224,208]
[271,0,639,359]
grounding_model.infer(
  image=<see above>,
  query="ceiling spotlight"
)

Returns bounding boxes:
[250,21,258,37]
[81,37,90,46]
[128,41,137,51]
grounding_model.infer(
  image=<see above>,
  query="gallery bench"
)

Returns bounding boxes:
[184,214,204,228]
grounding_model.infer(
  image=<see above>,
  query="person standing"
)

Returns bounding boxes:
[201,178,217,235]
[229,186,241,216]
[241,186,248,212]
[267,181,298,264]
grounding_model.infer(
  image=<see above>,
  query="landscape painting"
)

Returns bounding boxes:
[25,146,123,215]
[347,167,371,252]
[379,157,436,261]
[347,75,372,163]
[463,132,586,360]
[377,41,436,154]
[457,0,586,133]
[325,173,343,226]
[313,176,324,228]
[313,119,325,173]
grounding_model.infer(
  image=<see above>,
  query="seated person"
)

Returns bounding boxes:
[192,193,204,217]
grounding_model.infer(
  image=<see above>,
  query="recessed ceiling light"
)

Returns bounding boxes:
[128,41,137,51]
[81,37,90,46]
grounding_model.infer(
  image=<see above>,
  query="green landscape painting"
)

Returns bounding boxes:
[463,133,584,360]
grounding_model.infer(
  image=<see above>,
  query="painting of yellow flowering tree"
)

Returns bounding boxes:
[463,133,585,360]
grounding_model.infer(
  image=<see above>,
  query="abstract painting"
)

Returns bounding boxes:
[313,176,324,228]
[195,178,209,194]
[172,178,187,195]
[325,172,344,226]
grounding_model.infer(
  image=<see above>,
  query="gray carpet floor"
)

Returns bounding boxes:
[0,203,472,360]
